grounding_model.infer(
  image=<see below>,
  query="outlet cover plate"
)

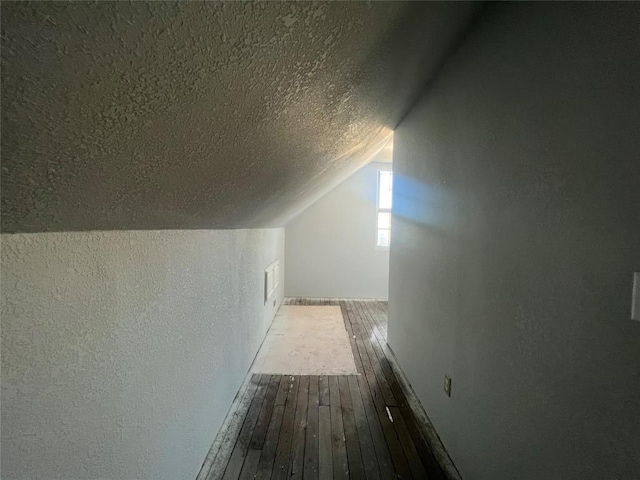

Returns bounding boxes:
[444,375,452,397]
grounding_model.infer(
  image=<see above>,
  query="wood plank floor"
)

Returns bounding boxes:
[202,299,443,480]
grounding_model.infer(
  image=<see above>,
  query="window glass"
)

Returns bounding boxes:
[377,170,393,247]
[378,171,393,209]
[377,229,390,248]
[378,212,391,229]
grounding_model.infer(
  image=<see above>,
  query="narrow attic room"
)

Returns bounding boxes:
[2,2,639,480]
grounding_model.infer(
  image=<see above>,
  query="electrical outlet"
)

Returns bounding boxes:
[444,375,452,397]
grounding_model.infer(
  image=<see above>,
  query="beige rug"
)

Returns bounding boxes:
[252,305,358,375]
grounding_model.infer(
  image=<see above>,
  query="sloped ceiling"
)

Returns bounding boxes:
[1,1,480,233]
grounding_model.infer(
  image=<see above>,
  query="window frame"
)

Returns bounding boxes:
[376,169,393,249]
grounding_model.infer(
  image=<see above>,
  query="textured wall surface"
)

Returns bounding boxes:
[286,158,391,299]
[1,229,284,479]
[0,1,480,233]
[388,3,640,479]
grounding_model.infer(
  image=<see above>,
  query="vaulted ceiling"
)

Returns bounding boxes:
[1,1,481,233]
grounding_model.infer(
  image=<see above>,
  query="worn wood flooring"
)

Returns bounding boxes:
[202,299,443,480]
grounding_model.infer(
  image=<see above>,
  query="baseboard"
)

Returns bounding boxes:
[284,296,389,302]
[196,368,254,480]
[384,343,463,480]
[197,295,283,480]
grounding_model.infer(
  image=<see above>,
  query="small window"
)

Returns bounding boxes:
[377,171,393,247]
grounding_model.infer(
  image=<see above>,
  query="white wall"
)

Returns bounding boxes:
[388,3,640,479]
[1,228,285,480]
[285,162,391,299]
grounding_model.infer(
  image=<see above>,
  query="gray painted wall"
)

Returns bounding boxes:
[286,161,391,299]
[388,3,640,479]
[1,228,284,479]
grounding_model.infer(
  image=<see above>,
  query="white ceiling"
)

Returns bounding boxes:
[1,1,481,232]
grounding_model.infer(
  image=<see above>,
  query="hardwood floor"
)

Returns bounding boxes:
[201,299,444,480]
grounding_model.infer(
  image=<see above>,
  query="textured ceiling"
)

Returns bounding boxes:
[1,1,480,233]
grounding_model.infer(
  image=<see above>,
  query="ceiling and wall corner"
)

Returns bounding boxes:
[277,134,394,227]
[1,1,482,233]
